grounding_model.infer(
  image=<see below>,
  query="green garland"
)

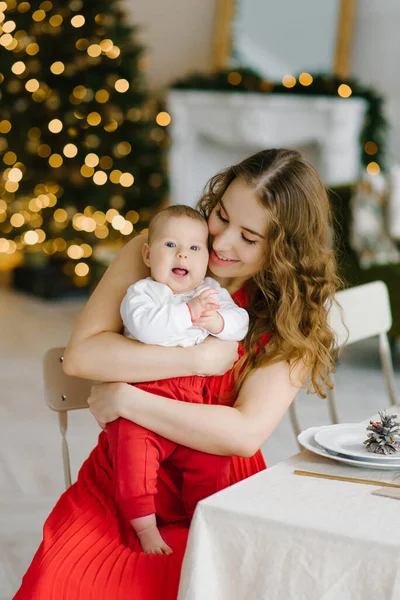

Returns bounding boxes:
[171,68,387,173]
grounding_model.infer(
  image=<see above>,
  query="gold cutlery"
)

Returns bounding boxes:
[294,469,400,488]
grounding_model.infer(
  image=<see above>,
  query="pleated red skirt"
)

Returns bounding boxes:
[14,432,266,599]
[14,285,267,599]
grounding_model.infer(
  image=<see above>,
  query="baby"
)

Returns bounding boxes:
[107,205,249,555]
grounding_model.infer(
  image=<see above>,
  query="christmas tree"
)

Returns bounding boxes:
[0,0,169,294]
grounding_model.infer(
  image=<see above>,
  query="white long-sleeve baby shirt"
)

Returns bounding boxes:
[120,277,249,347]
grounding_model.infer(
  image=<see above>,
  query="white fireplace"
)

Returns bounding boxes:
[167,91,367,207]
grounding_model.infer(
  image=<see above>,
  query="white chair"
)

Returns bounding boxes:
[288,280,398,438]
[43,347,93,489]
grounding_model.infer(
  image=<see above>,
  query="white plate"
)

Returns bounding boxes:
[314,423,400,462]
[298,426,400,470]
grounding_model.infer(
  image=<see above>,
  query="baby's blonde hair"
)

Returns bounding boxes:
[148,205,207,243]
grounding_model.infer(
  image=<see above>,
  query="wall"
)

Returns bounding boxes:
[121,0,217,91]
[352,0,400,163]
[122,0,400,163]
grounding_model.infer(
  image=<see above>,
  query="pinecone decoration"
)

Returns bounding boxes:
[364,411,400,455]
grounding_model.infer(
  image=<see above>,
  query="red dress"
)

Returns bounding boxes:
[14,286,267,600]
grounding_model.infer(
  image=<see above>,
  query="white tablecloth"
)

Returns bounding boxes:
[178,449,400,600]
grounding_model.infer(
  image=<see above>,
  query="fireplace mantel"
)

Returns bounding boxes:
[167,91,367,207]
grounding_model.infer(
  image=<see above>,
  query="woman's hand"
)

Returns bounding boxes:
[193,336,239,376]
[88,382,131,428]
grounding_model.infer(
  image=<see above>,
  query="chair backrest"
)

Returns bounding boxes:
[328,280,392,348]
[43,347,93,488]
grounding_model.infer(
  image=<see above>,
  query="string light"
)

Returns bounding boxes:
[24,230,39,245]
[367,161,380,175]
[87,44,101,57]
[3,20,16,33]
[40,1,53,11]
[63,143,78,158]
[227,72,242,86]
[8,167,23,182]
[365,141,378,155]
[99,155,113,170]
[95,89,109,103]
[115,78,129,93]
[121,221,134,235]
[110,169,122,183]
[93,170,107,185]
[106,46,120,59]
[156,112,171,127]
[99,39,113,52]
[120,173,134,187]
[25,79,40,92]
[84,153,99,167]
[32,10,46,22]
[49,14,63,27]
[67,244,84,259]
[0,34,12,47]
[87,112,101,126]
[71,15,85,28]
[282,74,296,88]
[53,208,67,222]
[48,153,63,167]
[73,85,86,99]
[299,72,313,86]
[75,262,89,276]
[11,61,26,75]
[48,119,63,133]
[18,2,31,13]
[4,151,17,164]
[80,164,94,177]
[0,120,12,133]
[50,61,65,75]
[338,84,352,98]
[37,144,51,157]
[26,42,39,55]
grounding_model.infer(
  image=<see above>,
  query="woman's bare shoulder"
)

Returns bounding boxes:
[70,233,150,339]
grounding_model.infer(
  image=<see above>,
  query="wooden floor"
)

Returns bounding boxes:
[0,285,399,598]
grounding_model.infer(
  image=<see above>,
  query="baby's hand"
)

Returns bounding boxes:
[187,289,220,322]
[192,310,224,335]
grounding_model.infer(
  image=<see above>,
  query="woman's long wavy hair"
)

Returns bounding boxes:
[197,148,344,398]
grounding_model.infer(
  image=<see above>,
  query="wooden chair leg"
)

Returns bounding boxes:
[327,374,340,424]
[379,333,398,407]
[289,401,302,448]
[58,412,72,489]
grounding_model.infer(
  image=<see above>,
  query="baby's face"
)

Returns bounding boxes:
[145,216,209,293]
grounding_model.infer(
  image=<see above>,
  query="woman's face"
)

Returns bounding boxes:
[207,178,269,282]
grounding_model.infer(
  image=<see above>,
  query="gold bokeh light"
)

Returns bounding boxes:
[71,15,85,28]
[63,143,78,158]
[48,153,63,168]
[282,74,296,88]
[32,10,46,22]
[338,84,352,98]
[87,44,101,57]
[95,89,109,103]
[11,61,26,75]
[50,61,65,75]
[25,78,40,92]
[156,112,171,127]
[48,118,63,133]
[115,79,129,93]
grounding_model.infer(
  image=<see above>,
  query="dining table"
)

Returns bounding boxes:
[178,410,400,600]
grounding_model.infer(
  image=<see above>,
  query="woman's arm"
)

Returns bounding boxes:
[88,359,304,457]
[63,234,195,382]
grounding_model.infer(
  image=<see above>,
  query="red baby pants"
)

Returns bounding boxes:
[107,375,230,521]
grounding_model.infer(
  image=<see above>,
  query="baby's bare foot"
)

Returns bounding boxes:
[137,525,173,555]
[131,514,173,555]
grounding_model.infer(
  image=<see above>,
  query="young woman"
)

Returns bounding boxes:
[14,148,341,600]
